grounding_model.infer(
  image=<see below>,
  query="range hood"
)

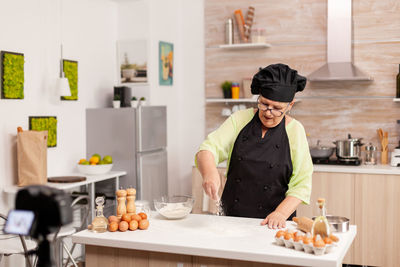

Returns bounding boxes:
[308,0,373,82]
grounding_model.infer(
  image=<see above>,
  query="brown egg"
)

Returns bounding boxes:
[284,232,294,241]
[324,237,333,244]
[139,219,149,230]
[129,220,139,231]
[138,212,147,220]
[294,234,304,243]
[122,213,132,223]
[108,215,119,224]
[275,230,286,238]
[131,214,142,222]
[108,222,118,232]
[303,234,313,245]
[313,239,326,248]
[119,221,129,232]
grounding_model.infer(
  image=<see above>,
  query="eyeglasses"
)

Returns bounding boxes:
[257,97,290,117]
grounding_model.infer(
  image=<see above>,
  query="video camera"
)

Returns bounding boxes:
[4,185,73,267]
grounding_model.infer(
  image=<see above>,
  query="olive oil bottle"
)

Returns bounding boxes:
[396,64,400,98]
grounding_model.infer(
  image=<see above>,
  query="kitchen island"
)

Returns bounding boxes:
[72,213,356,267]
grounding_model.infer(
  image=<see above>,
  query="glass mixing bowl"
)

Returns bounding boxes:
[154,196,194,219]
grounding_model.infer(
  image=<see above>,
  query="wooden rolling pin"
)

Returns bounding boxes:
[293,216,313,233]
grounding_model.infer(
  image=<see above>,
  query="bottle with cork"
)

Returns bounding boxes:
[90,196,108,233]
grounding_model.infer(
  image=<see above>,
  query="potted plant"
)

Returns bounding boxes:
[139,97,147,107]
[221,81,232,99]
[113,95,121,108]
[121,53,137,82]
[131,96,138,108]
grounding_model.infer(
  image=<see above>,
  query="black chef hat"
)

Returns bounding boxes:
[251,63,306,102]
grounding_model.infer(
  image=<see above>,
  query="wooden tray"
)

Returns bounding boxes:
[48,176,86,183]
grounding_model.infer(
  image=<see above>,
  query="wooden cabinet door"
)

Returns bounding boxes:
[353,173,400,267]
[296,172,355,263]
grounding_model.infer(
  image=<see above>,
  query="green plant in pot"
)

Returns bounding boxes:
[131,96,138,108]
[139,97,147,107]
[113,94,121,108]
[221,81,232,99]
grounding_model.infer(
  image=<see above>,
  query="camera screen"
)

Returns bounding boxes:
[4,210,35,236]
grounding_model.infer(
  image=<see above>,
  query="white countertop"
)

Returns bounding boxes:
[72,213,356,267]
[3,171,127,194]
[213,161,400,175]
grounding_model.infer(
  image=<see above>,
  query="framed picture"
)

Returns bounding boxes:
[29,116,57,147]
[1,51,24,99]
[117,40,148,84]
[159,41,173,86]
[61,59,78,100]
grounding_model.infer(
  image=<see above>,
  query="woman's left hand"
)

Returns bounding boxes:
[261,211,287,229]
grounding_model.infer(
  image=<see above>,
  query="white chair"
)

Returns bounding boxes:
[0,213,37,267]
[49,195,90,267]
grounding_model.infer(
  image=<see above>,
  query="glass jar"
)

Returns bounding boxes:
[135,200,151,219]
[251,28,266,44]
[364,143,377,165]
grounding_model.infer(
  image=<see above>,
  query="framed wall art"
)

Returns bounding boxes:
[159,41,173,86]
[117,40,148,84]
[61,59,78,100]
[29,116,57,147]
[1,51,24,99]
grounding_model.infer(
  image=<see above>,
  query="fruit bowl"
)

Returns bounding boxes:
[154,196,194,219]
[77,164,113,175]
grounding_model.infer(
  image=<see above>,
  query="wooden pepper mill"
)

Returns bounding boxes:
[116,189,127,219]
[126,187,137,216]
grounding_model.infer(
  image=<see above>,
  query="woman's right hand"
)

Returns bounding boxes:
[202,174,221,201]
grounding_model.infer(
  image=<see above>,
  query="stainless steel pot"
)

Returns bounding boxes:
[310,140,335,159]
[333,134,364,159]
[312,215,349,233]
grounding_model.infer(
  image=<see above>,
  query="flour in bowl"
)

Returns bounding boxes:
[159,203,192,219]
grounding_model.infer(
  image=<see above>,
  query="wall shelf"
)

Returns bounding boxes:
[393,98,400,102]
[216,43,271,50]
[206,98,256,103]
[206,98,302,104]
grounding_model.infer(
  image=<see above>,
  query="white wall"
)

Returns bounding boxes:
[0,0,118,210]
[118,0,205,196]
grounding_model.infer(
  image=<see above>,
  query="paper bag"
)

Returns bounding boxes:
[17,130,48,186]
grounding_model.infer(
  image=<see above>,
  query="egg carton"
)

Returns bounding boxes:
[275,235,337,255]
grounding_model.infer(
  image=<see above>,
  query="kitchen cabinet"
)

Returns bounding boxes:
[192,167,400,266]
[353,173,400,267]
[296,172,355,264]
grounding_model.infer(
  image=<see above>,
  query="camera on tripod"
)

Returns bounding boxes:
[4,185,73,267]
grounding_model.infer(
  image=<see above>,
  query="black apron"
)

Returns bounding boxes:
[221,111,295,219]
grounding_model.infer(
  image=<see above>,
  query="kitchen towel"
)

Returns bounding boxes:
[17,130,48,186]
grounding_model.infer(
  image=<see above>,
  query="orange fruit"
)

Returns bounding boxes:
[78,159,87,164]
[89,156,99,164]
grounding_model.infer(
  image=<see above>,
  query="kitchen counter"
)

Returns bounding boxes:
[213,162,400,175]
[72,213,356,267]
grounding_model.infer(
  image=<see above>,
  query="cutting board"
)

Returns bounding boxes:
[48,176,86,183]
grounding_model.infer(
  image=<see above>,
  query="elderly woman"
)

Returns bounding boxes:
[196,64,313,229]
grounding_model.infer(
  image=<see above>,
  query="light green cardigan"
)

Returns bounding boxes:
[197,108,313,205]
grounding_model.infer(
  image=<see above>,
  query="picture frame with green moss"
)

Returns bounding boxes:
[61,59,78,100]
[1,51,24,99]
[29,116,57,147]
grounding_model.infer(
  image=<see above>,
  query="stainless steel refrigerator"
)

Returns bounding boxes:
[86,106,168,204]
